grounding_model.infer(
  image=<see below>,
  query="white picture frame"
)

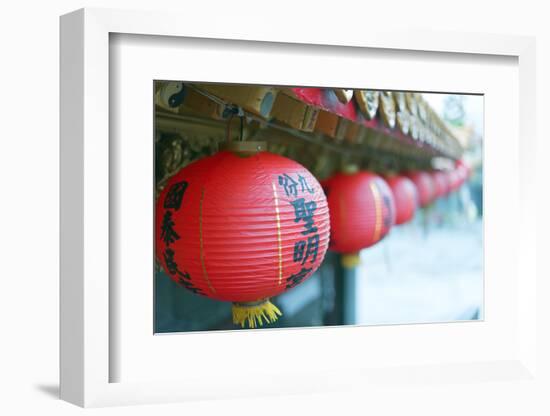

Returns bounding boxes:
[60,7,538,408]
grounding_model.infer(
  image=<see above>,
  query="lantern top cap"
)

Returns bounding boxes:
[341,164,359,175]
[220,141,267,156]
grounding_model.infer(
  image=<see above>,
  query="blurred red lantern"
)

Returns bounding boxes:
[450,159,471,191]
[447,169,461,193]
[323,170,395,267]
[406,171,436,207]
[447,161,470,193]
[455,159,471,177]
[431,170,449,198]
[455,159,470,187]
[385,175,418,225]
[156,147,330,328]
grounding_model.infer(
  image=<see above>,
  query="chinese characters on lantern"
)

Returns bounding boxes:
[163,180,188,210]
[160,180,204,295]
[278,172,319,289]
[160,211,179,245]
[278,173,315,197]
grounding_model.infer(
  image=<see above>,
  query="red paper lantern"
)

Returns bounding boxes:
[455,159,471,177]
[385,175,418,225]
[456,160,470,186]
[431,170,449,198]
[447,169,460,193]
[448,165,469,193]
[156,148,330,328]
[323,170,395,266]
[449,159,471,192]
[406,171,436,207]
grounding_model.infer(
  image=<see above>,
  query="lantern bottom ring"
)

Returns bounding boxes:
[341,252,360,268]
[232,298,282,328]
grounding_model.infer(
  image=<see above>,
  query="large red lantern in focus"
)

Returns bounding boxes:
[385,175,418,225]
[156,145,330,328]
[406,171,436,207]
[323,170,395,267]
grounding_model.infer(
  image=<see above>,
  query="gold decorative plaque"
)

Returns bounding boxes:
[354,90,380,120]
[379,91,396,128]
[334,89,354,104]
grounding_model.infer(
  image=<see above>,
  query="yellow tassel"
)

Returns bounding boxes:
[341,253,360,268]
[232,298,282,328]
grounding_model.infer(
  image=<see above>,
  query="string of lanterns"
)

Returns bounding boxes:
[155,83,472,328]
[155,136,471,328]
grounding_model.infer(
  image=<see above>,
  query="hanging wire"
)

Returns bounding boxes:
[240,116,244,141]
[223,105,244,143]
[185,84,352,154]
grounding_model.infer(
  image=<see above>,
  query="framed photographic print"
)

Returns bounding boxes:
[60,8,537,408]
[152,82,483,333]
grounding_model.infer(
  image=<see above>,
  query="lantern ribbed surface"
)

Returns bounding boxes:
[155,150,330,326]
[406,171,436,207]
[385,175,418,225]
[323,171,395,254]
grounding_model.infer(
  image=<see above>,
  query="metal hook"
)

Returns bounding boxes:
[223,105,244,143]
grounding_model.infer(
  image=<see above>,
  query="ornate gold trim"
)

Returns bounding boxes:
[379,91,396,129]
[334,89,353,104]
[354,90,380,120]
[396,111,410,135]
[405,92,418,116]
